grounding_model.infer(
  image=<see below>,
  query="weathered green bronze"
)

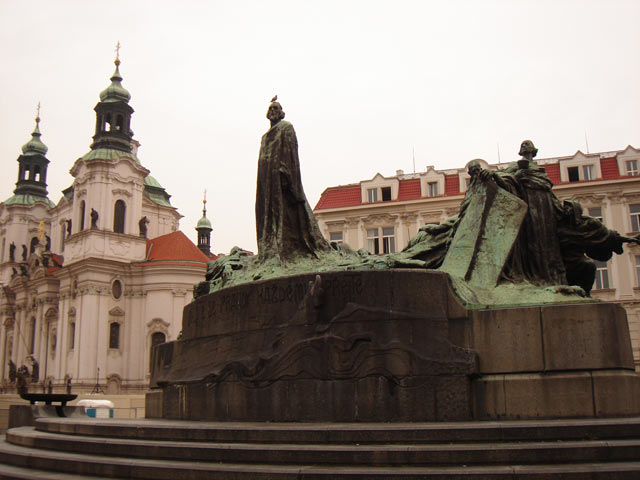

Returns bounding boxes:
[197,129,639,308]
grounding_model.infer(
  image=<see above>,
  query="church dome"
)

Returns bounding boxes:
[99,61,131,103]
[196,215,212,230]
[21,118,48,156]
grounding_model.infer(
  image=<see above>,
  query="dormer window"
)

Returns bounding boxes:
[427,182,439,197]
[583,165,594,180]
[626,160,639,176]
[567,164,594,182]
[381,187,391,201]
[367,188,378,203]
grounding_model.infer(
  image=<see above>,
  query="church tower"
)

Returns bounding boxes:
[196,191,212,256]
[14,106,50,199]
[90,42,134,153]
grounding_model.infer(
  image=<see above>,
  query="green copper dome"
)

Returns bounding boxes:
[21,119,48,156]
[196,215,212,229]
[99,61,131,103]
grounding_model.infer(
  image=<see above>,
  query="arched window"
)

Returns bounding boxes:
[105,113,113,131]
[34,166,41,182]
[80,201,86,231]
[116,115,123,131]
[113,200,126,234]
[149,332,166,371]
[109,322,120,349]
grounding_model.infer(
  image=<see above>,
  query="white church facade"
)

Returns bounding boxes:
[0,57,212,394]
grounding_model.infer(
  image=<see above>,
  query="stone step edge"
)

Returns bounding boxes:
[34,416,640,443]
[1,439,640,479]
[7,426,640,466]
[0,462,112,480]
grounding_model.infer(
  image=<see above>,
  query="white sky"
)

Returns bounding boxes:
[1,0,639,254]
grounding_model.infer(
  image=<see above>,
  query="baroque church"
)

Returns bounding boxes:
[0,55,214,394]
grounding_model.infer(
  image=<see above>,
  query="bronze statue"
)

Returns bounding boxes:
[8,360,16,383]
[9,242,15,262]
[139,216,149,237]
[90,208,99,229]
[21,244,27,261]
[16,365,29,395]
[29,356,39,383]
[402,140,639,296]
[255,97,330,262]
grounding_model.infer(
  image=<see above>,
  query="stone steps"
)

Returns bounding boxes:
[0,417,639,478]
[8,426,640,466]
[1,439,640,479]
[34,416,640,443]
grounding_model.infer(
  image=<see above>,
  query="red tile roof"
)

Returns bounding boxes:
[444,174,460,196]
[600,156,620,179]
[315,149,635,211]
[145,231,209,264]
[542,163,562,184]
[397,179,421,201]
[314,185,361,210]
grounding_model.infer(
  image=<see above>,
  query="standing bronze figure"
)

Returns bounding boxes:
[255,97,329,262]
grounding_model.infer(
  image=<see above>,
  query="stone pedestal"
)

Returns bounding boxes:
[148,270,640,422]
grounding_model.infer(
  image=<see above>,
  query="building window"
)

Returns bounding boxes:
[112,280,123,299]
[329,232,343,244]
[594,260,610,290]
[149,331,166,370]
[568,165,594,182]
[630,204,640,232]
[588,207,603,223]
[381,187,392,202]
[109,322,120,349]
[626,160,639,176]
[80,201,86,231]
[68,321,76,350]
[367,227,395,254]
[568,167,580,182]
[367,188,378,203]
[382,227,396,253]
[428,182,439,197]
[367,228,380,254]
[636,256,640,286]
[113,200,126,234]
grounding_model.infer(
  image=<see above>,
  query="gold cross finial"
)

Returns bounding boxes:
[115,41,121,65]
[36,101,41,123]
[202,189,207,215]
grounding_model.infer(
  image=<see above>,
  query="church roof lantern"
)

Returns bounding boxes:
[90,43,135,154]
[21,115,48,156]
[196,215,212,229]
[99,61,131,104]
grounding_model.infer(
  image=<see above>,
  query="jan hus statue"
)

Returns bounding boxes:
[255,97,330,262]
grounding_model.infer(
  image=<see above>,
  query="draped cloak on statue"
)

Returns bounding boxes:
[255,120,330,262]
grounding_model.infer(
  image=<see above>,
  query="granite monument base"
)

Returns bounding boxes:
[148,270,640,422]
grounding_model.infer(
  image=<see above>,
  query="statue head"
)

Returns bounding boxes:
[467,160,482,177]
[519,140,538,160]
[267,101,285,126]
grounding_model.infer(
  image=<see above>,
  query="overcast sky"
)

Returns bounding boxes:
[1,0,639,254]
